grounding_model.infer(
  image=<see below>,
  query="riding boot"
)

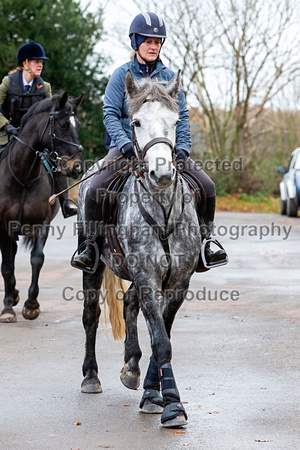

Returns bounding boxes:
[72,194,104,270]
[196,194,228,272]
[54,172,77,218]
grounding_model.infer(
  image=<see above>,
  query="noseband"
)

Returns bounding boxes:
[130,120,174,173]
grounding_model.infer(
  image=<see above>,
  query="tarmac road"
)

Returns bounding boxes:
[0,211,299,450]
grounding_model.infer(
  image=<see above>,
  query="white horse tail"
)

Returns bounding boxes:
[102,267,127,340]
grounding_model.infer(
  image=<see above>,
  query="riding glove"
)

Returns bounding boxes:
[175,149,189,171]
[5,124,18,136]
[121,142,135,160]
[175,149,189,162]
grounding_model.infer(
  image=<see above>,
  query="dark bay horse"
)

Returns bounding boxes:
[76,71,201,428]
[0,92,83,323]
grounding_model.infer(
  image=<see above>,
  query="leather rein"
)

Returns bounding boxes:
[130,119,184,289]
[8,105,83,189]
[7,105,83,224]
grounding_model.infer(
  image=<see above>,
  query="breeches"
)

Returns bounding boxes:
[88,146,215,202]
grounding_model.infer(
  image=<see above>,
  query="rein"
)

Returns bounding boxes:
[7,104,82,222]
[134,174,185,289]
[130,118,184,288]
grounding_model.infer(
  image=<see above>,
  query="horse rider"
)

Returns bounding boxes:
[0,41,77,218]
[73,11,228,271]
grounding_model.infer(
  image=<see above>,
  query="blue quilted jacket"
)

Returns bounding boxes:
[103,54,192,154]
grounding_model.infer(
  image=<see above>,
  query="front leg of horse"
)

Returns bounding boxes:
[120,284,142,390]
[22,232,48,320]
[140,292,188,428]
[140,280,189,415]
[0,237,19,323]
[81,263,104,394]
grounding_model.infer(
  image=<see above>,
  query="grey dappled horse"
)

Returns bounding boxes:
[77,71,201,427]
[0,93,83,323]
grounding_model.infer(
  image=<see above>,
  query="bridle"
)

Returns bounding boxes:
[130,119,175,175]
[9,104,83,187]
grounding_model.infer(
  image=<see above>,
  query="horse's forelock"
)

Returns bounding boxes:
[126,79,179,117]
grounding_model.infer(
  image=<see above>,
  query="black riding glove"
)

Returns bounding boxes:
[5,124,18,137]
[175,149,189,171]
[121,142,135,160]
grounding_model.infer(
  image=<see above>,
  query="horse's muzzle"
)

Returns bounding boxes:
[149,167,176,189]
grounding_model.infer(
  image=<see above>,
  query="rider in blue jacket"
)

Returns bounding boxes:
[73,12,227,271]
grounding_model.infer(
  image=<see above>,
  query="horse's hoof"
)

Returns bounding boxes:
[161,402,188,428]
[141,400,164,414]
[13,290,20,307]
[120,366,140,390]
[161,413,188,428]
[139,389,163,414]
[81,379,102,394]
[22,306,40,320]
[0,310,17,323]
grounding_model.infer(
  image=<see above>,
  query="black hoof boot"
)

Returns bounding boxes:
[140,389,163,414]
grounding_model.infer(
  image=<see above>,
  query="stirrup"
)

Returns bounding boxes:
[70,240,99,274]
[201,237,228,269]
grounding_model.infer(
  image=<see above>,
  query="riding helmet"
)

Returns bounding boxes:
[129,12,167,51]
[17,41,49,65]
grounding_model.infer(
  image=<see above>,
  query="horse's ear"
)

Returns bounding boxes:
[125,69,140,97]
[166,70,181,98]
[58,92,68,109]
[72,94,84,109]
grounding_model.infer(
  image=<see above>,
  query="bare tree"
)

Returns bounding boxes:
[135,0,300,165]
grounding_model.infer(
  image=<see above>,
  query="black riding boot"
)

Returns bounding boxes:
[72,194,103,270]
[196,194,228,272]
[54,172,77,218]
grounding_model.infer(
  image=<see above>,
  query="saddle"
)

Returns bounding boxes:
[102,170,206,281]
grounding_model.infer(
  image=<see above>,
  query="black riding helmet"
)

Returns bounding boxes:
[17,41,49,65]
[129,12,167,51]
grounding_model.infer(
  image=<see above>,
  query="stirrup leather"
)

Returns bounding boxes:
[70,240,99,274]
[201,237,228,269]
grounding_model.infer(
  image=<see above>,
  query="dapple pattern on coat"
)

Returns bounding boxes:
[77,71,201,428]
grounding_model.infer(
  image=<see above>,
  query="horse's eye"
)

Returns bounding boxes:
[59,122,68,130]
[134,119,141,127]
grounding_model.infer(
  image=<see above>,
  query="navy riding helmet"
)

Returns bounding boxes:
[17,41,49,65]
[129,12,167,51]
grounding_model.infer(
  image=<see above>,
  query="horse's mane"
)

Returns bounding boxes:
[20,95,62,130]
[126,78,179,117]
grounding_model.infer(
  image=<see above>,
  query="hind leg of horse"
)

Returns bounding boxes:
[140,281,189,427]
[0,236,19,323]
[120,284,142,390]
[22,230,48,320]
[81,260,105,394]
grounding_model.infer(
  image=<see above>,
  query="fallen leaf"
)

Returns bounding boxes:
[255,440,270,442]
[171,430,186,434]
[185,387,191,390]
[209,392,215,395]
[198,406,209,410]
[122,404,130,407]
[72,421,82,426]
[209,410,219,414]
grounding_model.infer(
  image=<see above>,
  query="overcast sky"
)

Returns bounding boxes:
[83,0,142,73]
